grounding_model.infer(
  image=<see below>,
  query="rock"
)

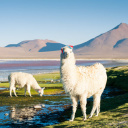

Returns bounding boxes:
[51,79,54,83]
[34,105,42,109]
[42,104,45,108]
[4,113,8,116]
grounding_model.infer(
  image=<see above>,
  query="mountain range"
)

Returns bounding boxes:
[1,23,128,59]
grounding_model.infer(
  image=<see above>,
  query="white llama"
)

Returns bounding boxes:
[60,45,107,121]
[8,72,45,97]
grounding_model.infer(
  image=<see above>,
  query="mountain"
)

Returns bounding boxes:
[1,23,128,59]
[74,23,128,59]
[6,39,65,52]
[0,46,61,59]
[2,39,64,59]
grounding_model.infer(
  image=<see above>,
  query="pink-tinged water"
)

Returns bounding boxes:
[0,60,128,81]
[0,60,60,69]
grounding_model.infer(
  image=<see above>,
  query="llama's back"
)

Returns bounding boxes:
[77,63,107,97]
[9,72,36,87]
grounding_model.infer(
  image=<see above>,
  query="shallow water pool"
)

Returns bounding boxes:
[0,86,125,128]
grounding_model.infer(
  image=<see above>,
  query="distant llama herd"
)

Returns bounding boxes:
[8,45,107,121]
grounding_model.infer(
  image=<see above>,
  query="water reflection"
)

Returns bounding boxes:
[0,96,71,127]
[10,106,37,121]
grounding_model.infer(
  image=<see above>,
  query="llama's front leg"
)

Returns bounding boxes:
[95,99,101,117]
[13,87,18,97]
[27,84,32,97]
[69,96,78,121]
[24,86,27,96]
[80,94,87,121]
[89,94,100,118]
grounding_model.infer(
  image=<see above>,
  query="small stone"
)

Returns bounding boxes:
[34,105,42,109]
[11,109,15,112]
[4,113,8,116]
[42,104,45,108]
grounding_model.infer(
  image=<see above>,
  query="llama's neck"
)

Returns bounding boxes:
[61,60,76,73]
[60,54,77,93]
[61,54,76,75]
[31,81,41,92]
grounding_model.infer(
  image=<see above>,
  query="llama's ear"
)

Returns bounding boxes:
[61,48,63,53]
[69,45,73,49]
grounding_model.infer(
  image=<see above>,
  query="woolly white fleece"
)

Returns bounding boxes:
[8,72,45,97]
[60,46,107,121]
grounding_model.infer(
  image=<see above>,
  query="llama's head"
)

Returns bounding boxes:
[38,87,45,96]
[61,45,74,60]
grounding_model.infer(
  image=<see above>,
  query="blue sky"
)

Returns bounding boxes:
[0,0,128,47]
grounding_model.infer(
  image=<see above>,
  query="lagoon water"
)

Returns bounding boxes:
[0,59,128,81]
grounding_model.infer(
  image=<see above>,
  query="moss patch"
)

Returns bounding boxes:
[107,65,128,91]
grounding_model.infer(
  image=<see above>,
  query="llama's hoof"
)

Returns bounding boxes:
[88,116,92,119]
[69,119,74,121]
[83,118,87,121]
[95,114,98,117]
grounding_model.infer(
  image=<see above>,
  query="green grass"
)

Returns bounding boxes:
[0,71,63,96]
[0,67,128,127]
[0,90,66,106]
[45,95,128,128]
[0,72,63,106]
[107,65,128,91]
[0,82,9,88]
[33,72,60,82]
[39,83,62,88]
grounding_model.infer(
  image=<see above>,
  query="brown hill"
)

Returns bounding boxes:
[74,23,128,59]
[6,39,60,52]
[0,47,60,59]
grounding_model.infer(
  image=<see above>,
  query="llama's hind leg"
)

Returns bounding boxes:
[9,83,17,97]
[89,94,101,118]
[80,94,87,121]
[69,96,78,121]
[27,84,32,97]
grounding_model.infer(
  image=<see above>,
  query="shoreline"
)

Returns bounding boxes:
[0,59,60,61]
[1,58,128,61]
[0,59,128,82]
